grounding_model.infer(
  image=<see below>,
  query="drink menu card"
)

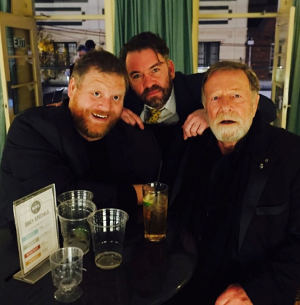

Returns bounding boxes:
[13,184,59,283]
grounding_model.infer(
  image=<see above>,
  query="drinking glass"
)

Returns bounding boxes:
[57,190,94,204]
[88,208,129,270]
[57,199,96,254]
[49,247,84,303]
[143,182,168,242]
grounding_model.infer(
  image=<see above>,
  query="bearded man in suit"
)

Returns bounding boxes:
[0,50,161,226]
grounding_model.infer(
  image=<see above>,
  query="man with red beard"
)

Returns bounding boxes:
[119,32,276,205]
[0,50,161,226]
[169,61,300,305]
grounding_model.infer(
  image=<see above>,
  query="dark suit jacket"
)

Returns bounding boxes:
[174,114,300,304]
[124,71,277,124]
[0,103,161,226]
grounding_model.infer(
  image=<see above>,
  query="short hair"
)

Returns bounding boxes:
[201,61,260,106]
[77,44,87,52]
[120,32,170,63]
[203,61,260,93]
[72,50,128,88]
[85,39,96,51]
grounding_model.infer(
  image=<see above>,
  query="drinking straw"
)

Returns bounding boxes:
[155,160,163,195]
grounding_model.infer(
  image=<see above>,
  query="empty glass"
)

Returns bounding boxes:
[88,208,129,270]
[57,190,94,204]
[49,247,84,303]
[57,199,96,254]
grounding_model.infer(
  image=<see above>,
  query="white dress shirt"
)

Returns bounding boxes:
[140,88,179,125]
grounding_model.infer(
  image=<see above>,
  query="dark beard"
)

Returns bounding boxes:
[72,111,118,140]
[141,77,173,109]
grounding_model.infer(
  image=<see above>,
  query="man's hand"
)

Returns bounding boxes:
[47,101,63,107]
[182,109,208,140]
[121,107,144,130]
[215,284,253,305]
[133,184,143,205]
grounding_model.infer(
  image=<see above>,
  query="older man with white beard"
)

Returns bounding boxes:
[169,61,300,305]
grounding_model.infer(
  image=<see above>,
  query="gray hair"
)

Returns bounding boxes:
[202,61,260,106]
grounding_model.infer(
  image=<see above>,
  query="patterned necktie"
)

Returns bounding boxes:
[146,108,162,124]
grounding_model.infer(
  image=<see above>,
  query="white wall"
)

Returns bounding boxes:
[35,0,106,48]
[199,0,249,62]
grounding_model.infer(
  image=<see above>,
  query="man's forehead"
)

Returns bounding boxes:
[77,69,125,88]
[205,69,250,87]
[126,48,164,70]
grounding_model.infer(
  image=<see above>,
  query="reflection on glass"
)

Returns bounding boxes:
[0,1,11,13]
[5,26,36,122]
[7,86,35,119]
[9,59,33,86]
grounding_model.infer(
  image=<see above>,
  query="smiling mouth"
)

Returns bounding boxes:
[92,113,108,119]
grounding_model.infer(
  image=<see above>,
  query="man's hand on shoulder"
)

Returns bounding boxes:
[121,107,144,130]
[215,284,253,305]
[47,101,63,107]
[182,109,208,140]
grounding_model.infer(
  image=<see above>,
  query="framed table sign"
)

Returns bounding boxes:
[13,184,59,284]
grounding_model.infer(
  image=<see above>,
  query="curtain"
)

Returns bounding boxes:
[114,0,193,74]
[287,0,300,134]
[0,0,10,12]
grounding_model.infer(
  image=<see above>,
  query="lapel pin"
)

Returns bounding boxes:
[259,158,270,169]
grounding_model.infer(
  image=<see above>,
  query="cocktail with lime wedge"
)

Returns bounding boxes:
[142,182,168,242]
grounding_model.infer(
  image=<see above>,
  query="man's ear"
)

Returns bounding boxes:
[68,77,76,99]
[167,59,175,79]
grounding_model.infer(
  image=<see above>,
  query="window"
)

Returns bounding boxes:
[198,41,220,68]
[39,41,77,84]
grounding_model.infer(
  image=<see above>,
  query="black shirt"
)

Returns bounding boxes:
[178,123,255,303]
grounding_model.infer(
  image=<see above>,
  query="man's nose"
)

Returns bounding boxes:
[220,97,233,111]
[142,73,155,88]
[95,96,111,111]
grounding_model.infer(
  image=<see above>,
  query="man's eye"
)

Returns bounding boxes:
[112,95,120,102]
[152,67,160,73]
[132,74,141,80]
[234,94,241,98]
[211,96,219,101]
[93,91,101,97]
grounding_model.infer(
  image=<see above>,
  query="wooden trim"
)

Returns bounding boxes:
[192,0,199,73]
[198,12,278,19]
[10,81,36,89]
[104,0,114,53]
[281,6,295,129]
[0,25,10,132]
[0,12,35,29]
[34,14,105,20]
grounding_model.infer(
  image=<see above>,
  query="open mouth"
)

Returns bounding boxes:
[219,120,236,125]
[92,113,108,119]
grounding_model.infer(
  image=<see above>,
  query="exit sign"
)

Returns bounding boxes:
[13,37,26,48]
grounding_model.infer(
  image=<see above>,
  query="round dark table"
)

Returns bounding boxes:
[0,209,197,305]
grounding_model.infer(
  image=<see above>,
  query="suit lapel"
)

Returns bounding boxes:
[238,158,270,251]
[238,117,275,251]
